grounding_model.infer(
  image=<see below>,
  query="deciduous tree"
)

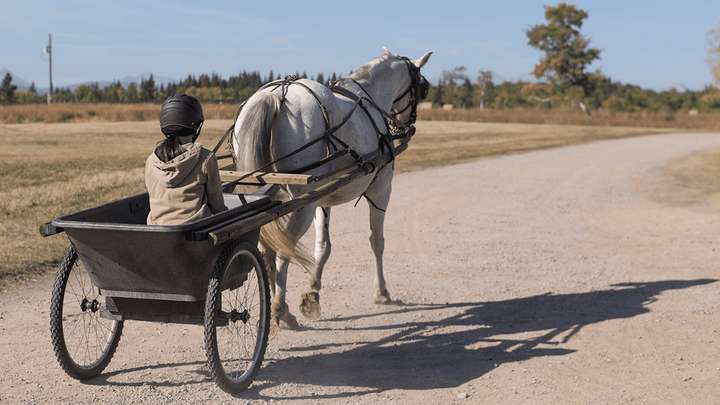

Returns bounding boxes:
[526,3,600,97]
[708,25,720,88]
[476,70,494,109]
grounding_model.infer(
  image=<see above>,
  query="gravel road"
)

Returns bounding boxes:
[2,133,720,404]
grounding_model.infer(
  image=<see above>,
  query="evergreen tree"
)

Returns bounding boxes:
[126,82,139,103]
[140,75,156,101]
[316,72,325,84]
[1,73,17,104]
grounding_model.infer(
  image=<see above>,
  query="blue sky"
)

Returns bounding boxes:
[1,0,719,90]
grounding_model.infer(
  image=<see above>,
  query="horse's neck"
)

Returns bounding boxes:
[355,73,403,112]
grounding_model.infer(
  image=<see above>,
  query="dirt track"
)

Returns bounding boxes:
[2,133,720,404]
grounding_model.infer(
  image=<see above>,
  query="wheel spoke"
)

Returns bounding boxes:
[207,246,269,392]
[65,280,83,307]
[54,250,121,372]
[90,315,103,360]
[73,265,87,297]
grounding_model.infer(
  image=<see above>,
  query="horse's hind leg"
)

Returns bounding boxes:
[300,206,331,320]
[369,204,392,304]
[270,206,314,330]
[264,249,277,296]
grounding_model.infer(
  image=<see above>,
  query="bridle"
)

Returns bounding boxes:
[388,57,429,138]
[340,56,428,140]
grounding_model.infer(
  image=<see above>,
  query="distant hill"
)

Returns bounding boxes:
[117,73,176,87]
[0,68,33,89]
[61,73,177,91]
[56,73,176,91]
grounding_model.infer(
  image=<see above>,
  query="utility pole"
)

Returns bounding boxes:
[46,33,53,104]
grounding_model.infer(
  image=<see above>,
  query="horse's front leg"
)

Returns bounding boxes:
[365,167,394,304]
[299,206,331,320]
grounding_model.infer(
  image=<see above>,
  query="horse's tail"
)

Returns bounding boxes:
[234,91,280,171]
[234,91,315,270]
[259,221,314,270]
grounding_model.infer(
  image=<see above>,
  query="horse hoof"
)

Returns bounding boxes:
[271,300,301,330]
[278,314,300,330]
[374,289,392,305]
[299,291,321,320]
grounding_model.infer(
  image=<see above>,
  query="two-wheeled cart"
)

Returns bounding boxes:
[40,137,409,394]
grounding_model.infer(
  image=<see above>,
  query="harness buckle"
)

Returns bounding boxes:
[362,161,376,174]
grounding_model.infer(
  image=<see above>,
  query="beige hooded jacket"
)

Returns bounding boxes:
[145,143,227,225]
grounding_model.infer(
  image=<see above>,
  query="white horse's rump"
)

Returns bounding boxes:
[232,48,432,328]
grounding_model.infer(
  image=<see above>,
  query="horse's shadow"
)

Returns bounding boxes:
[89,278,714,399]
[254,278,715,397]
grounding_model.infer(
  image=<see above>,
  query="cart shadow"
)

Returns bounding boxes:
[85,360,210,387]
[247,278,714,400]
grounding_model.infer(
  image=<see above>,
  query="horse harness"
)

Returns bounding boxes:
[217,57,427,209]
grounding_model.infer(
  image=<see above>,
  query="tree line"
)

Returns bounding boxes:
[427,67,720,113]
[2,2,720,113]
[3,68,719,113]
[0,70,333,105]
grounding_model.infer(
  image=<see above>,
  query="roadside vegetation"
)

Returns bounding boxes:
[2,103,720,131]
[662,148,720,208]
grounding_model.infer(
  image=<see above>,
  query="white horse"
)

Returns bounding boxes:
[232,48,432,329]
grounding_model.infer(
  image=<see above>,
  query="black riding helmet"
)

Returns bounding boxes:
[160,94,204,140]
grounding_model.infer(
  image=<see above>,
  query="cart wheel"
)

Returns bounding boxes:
[50,246,123,380]
[205,241,271,394]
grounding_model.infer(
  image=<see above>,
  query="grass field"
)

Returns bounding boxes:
[662,148,720,208]
[0,119,677,285]
[3,103,720,131]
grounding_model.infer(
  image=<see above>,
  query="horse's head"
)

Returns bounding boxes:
[382,48,432,137]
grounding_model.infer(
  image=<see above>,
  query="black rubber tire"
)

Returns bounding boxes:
[204,241,271,394]
[50,246,123,380]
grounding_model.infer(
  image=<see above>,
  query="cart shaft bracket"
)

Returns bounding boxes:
[40,222,63,237]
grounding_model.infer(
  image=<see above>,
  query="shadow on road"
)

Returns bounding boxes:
[87,279,715,399]
[253,278,715,400]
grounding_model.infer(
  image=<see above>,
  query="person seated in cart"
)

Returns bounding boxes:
[145,94,227,225]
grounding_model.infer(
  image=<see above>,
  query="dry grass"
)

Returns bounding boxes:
[4,103,720,131]
[0,103,239,124]
[0,119,677,284]
[0,120,232,285]
[418,108,720,131]
[661,148,720,208]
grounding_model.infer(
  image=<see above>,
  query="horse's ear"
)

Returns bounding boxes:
[382,47,392,58]
[414,51,433,68]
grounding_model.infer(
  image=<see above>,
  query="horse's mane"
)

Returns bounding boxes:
[349,52,398,82]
